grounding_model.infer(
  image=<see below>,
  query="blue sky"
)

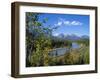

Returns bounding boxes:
[39,13,90,37]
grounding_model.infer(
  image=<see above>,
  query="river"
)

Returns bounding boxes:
[49,42,80,56]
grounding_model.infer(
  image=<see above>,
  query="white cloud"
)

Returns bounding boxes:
[54,18,83,27]
[54,21,62,26]
[58,22,62,26]
[71,21,82,26]
[53,33,59,36]
[64,21,70,25]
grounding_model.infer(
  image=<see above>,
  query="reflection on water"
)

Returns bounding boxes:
[72,42,80,49]
[49,48,69,56]
[49,42,80,56]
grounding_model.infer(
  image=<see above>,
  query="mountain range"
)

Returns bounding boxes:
[53,33,89,40]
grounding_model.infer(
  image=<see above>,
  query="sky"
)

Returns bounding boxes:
[38,13,90,37]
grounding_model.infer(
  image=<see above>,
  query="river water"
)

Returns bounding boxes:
[49,42,80,56]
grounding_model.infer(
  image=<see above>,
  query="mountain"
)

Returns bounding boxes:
[58,33,65,39]
[52,33,89,41]
[65,34,81,40]
[81,35,89,39]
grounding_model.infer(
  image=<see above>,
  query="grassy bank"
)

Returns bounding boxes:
[48,45,89,66]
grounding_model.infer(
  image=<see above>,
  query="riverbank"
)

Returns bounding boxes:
[48,45,89,66]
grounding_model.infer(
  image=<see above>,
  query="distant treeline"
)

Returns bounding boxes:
[76,39,89,46]
[51,39,72,49]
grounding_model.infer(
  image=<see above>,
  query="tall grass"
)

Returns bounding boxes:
[28,45,89,66]
[49,45,89,66]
